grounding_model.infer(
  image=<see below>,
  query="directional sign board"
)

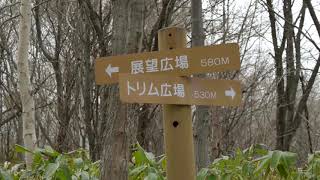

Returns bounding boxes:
[95,43,240,84]
[119,74,241,106]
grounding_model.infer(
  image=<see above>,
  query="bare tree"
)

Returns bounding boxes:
[16,0,36,168]
[191,0,210,170]
[265,0,320,150]
[100,0,130,179]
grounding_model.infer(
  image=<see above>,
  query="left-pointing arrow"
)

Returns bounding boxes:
[105,64,119,77]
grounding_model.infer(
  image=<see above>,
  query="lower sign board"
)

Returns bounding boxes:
[119,74,241,106]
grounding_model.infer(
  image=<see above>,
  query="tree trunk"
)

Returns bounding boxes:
[16,0,37,168]
[191,0,209,170]
[126,0,144,53]
[77,3,97,160]
[266,0,287,151]
[53,0,71,152]
[34,0,71,152]
[126,0,146,149]
[100,0,130,179]
[17,117,24,161]
[266,0,320,151]
[282,0,298,151]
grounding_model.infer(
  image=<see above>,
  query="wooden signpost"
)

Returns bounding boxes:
[94,27,241,180]
[158,27,196,180]
[95,43,240,84]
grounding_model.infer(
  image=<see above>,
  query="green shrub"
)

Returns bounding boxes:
[128,143,166,180]
[128,144,320,180]
[2,144,320,180]
[0,145,100,180]
[197,144,299,179]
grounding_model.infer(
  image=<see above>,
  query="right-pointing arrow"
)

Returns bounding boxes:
[225,87,236,100]
[105,64,119,77]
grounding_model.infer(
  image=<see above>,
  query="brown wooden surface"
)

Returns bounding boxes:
[159,27,196,180]
[119,74,241,106]
[95,43,240,84]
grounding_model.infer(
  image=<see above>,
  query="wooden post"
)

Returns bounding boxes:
[158,27,196,180]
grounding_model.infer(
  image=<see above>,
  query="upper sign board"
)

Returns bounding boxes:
[119,74,241,106]
[95,43,240,84]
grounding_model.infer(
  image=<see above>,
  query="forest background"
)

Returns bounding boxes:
[1,0,320,179]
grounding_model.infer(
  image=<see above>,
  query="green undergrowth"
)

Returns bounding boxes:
[0,145,99,180]
[1,144,320,179]
[130,144,320,180]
